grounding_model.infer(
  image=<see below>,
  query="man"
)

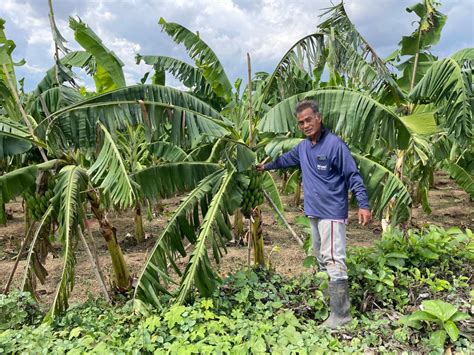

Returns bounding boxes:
[256,100,371,328]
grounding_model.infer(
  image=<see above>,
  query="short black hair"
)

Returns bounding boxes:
[295,100,319,116]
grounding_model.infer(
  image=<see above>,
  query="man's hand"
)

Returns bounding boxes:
[358,208,371,226]
[255,163,265,172]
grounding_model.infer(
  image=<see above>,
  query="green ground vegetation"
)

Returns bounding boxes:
[1,226,471,354]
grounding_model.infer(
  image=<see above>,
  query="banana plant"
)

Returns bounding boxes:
[133,133,286,309]
[0,15,237,315]
[257,1,473,224]
[132,68,291,309]
[132,23,293,305]
[132,19,290,266]
[1,107,227,316]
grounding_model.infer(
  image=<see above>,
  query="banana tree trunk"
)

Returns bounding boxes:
[293,180,302,206]
[89,193,131,291]
[104,227,130,291]
[251,207,265,266]
[233,209,244,241]
[134,202,145,243]
[0,203,6,225]
[383,150,406,229]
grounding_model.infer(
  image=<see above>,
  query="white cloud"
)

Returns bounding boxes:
[27,28,52,45]
[188,0,320,61]
[3,0,53,45]
[22,63,48,74]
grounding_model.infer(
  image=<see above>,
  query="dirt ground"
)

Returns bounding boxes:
[0,172,472,307]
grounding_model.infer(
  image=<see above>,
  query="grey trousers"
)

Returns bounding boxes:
[309,217,348,281]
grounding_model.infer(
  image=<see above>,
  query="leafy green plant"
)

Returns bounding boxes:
[1,266,472,353]
[213,268,328,321]
[347,226,472,311]
[0,291,42,330]
[400,299,470,350]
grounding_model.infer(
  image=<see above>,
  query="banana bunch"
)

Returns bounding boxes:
[24,189,54,221]
[239,169,265,218]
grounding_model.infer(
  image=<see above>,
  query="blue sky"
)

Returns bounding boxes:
[2,0,473,91]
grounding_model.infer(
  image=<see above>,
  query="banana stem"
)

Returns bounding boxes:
[2,64,48,162]
[3,222,37,294]
[78,226,110,303]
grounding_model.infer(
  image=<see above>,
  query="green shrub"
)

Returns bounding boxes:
[1,226,472,353]
[346,226,472,311]
[400,299,470,350]
[0,291,42,330]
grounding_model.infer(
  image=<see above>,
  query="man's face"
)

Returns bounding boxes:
[296,107,321,139]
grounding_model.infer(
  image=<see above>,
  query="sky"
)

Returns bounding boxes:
[1,0,473,91]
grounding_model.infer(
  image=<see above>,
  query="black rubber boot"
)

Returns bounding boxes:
[320,280,352,329]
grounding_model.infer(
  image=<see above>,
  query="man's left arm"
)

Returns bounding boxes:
[337,143,372,225]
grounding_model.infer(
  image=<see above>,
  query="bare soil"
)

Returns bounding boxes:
[0,172,472,307]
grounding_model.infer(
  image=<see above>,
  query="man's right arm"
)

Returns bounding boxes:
[258,145,301,171]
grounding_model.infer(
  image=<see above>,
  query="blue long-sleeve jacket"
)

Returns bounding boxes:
[264,128,370,219]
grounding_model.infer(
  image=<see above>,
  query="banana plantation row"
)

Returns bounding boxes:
[0,0,472,322]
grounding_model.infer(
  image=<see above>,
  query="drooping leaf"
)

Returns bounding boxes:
[0,135,30,158]
[114,123,150,173]
[410,57,472,145]
[396,53,437,92]
[236,143,255,171]
[318,3,403,102]
[159,18,232,101]
[399,112,438,135]
[450,48,474,64]
[0,117,36,157]
[0,18,22,121]
[264,137,303,159]
[148,141,188,162]
[88,122,135,209]
[93,64,117,93]
[176,169,236,303]
[399,1,447,55]
[44,165,88,321]
[48,0,70,55]
[258,88,411,150]
[45,84,230,151]
[262,171,285,224]
[32,51,94,96]
[134,169,225,308]
[137,55,214,99]
[257,33,326,111]
[0,159,61,211]
[283,169,301,194]
[20,206,54,293]
[132,162,221,200]
[441,160,474,198]
[28,86,83,125]
[353,152,412,224]
[69,17,125,92]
